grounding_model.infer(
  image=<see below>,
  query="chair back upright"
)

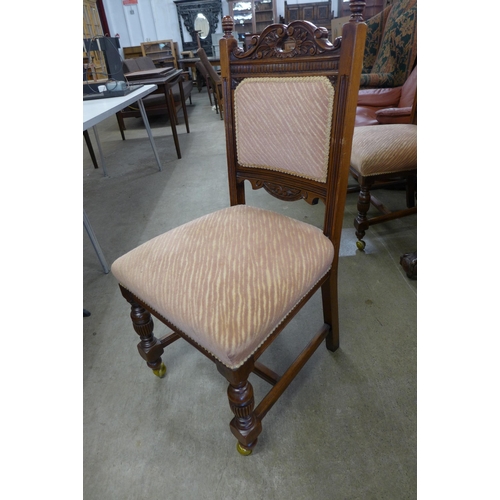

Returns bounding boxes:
[195,60,215,106]
[197,48,221,85]
[219,11,367,258]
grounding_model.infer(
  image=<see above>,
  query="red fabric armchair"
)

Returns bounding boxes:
[355,65,416,127]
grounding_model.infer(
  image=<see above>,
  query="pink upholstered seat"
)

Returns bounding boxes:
[350,124,417,176]
[112,205,334,369]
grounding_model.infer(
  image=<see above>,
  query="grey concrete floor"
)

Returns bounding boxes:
[83,88,417,499]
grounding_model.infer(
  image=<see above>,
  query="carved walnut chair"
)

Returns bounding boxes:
[111,4,367,456]
[349,121,417,250]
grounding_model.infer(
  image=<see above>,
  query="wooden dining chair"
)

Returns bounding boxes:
[349,123,417,250]
[111,2,367,456]
[195,60,215,109]
[196,47,223,120]
[349,93,417,250]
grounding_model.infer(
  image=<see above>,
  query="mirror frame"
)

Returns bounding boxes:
[174,0,223,57]
[194,13,210,39]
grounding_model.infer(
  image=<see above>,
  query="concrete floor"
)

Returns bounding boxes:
[83,88,417,499]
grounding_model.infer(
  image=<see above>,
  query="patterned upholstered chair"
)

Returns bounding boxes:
[360,0,417,88]
[110,4,366,456]
[349,123,417,250]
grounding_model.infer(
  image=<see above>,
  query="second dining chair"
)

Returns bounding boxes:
[197,47,223,119]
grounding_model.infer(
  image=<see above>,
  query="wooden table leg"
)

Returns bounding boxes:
[83,130,99,169]
[177,80,190,134]
[162,82,181,159]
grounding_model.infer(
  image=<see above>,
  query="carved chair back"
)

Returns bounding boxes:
[219,13,367,260]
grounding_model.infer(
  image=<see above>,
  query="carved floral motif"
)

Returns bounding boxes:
[261,181,305,201]
[232,22,336,60]
[242,178,321,204]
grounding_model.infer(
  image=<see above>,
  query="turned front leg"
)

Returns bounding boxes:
[127,297,166,378]
[228,380,262,454]
[217,362,262,455]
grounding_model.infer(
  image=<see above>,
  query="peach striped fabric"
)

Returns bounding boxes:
[350,124,417,176]
[111,205,334,369]
[234,77,335,183]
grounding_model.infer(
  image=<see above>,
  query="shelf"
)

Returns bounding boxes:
[228,0,276,36]
[141,39,178,69]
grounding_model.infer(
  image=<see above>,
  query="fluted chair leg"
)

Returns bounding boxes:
[217,362,262,455]
[228,380,261,455]
[122,288,166,378]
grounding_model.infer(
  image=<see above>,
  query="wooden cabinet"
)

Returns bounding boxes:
[285,1,332,29]
[340,0,387,20]
[141,40,179,68]
[227,0,277,38]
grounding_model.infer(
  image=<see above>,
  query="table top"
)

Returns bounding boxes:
[121,69,184,88]
[83,84,157,131]
[178,57,220,65]
[124,68,177,81]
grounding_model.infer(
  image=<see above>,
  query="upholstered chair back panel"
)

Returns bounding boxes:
[234,77,335,183]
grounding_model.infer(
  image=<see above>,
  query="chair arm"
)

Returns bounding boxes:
[357,87,402,107]
[360,72,396,89]
[375,107,413,125]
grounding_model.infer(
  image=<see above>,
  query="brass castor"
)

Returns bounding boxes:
[152,362,167,378]
[236,442,252,456]
[356,240,366,251]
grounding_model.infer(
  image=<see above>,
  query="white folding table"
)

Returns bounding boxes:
[83,84,161,273]
[83,84,162,175]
